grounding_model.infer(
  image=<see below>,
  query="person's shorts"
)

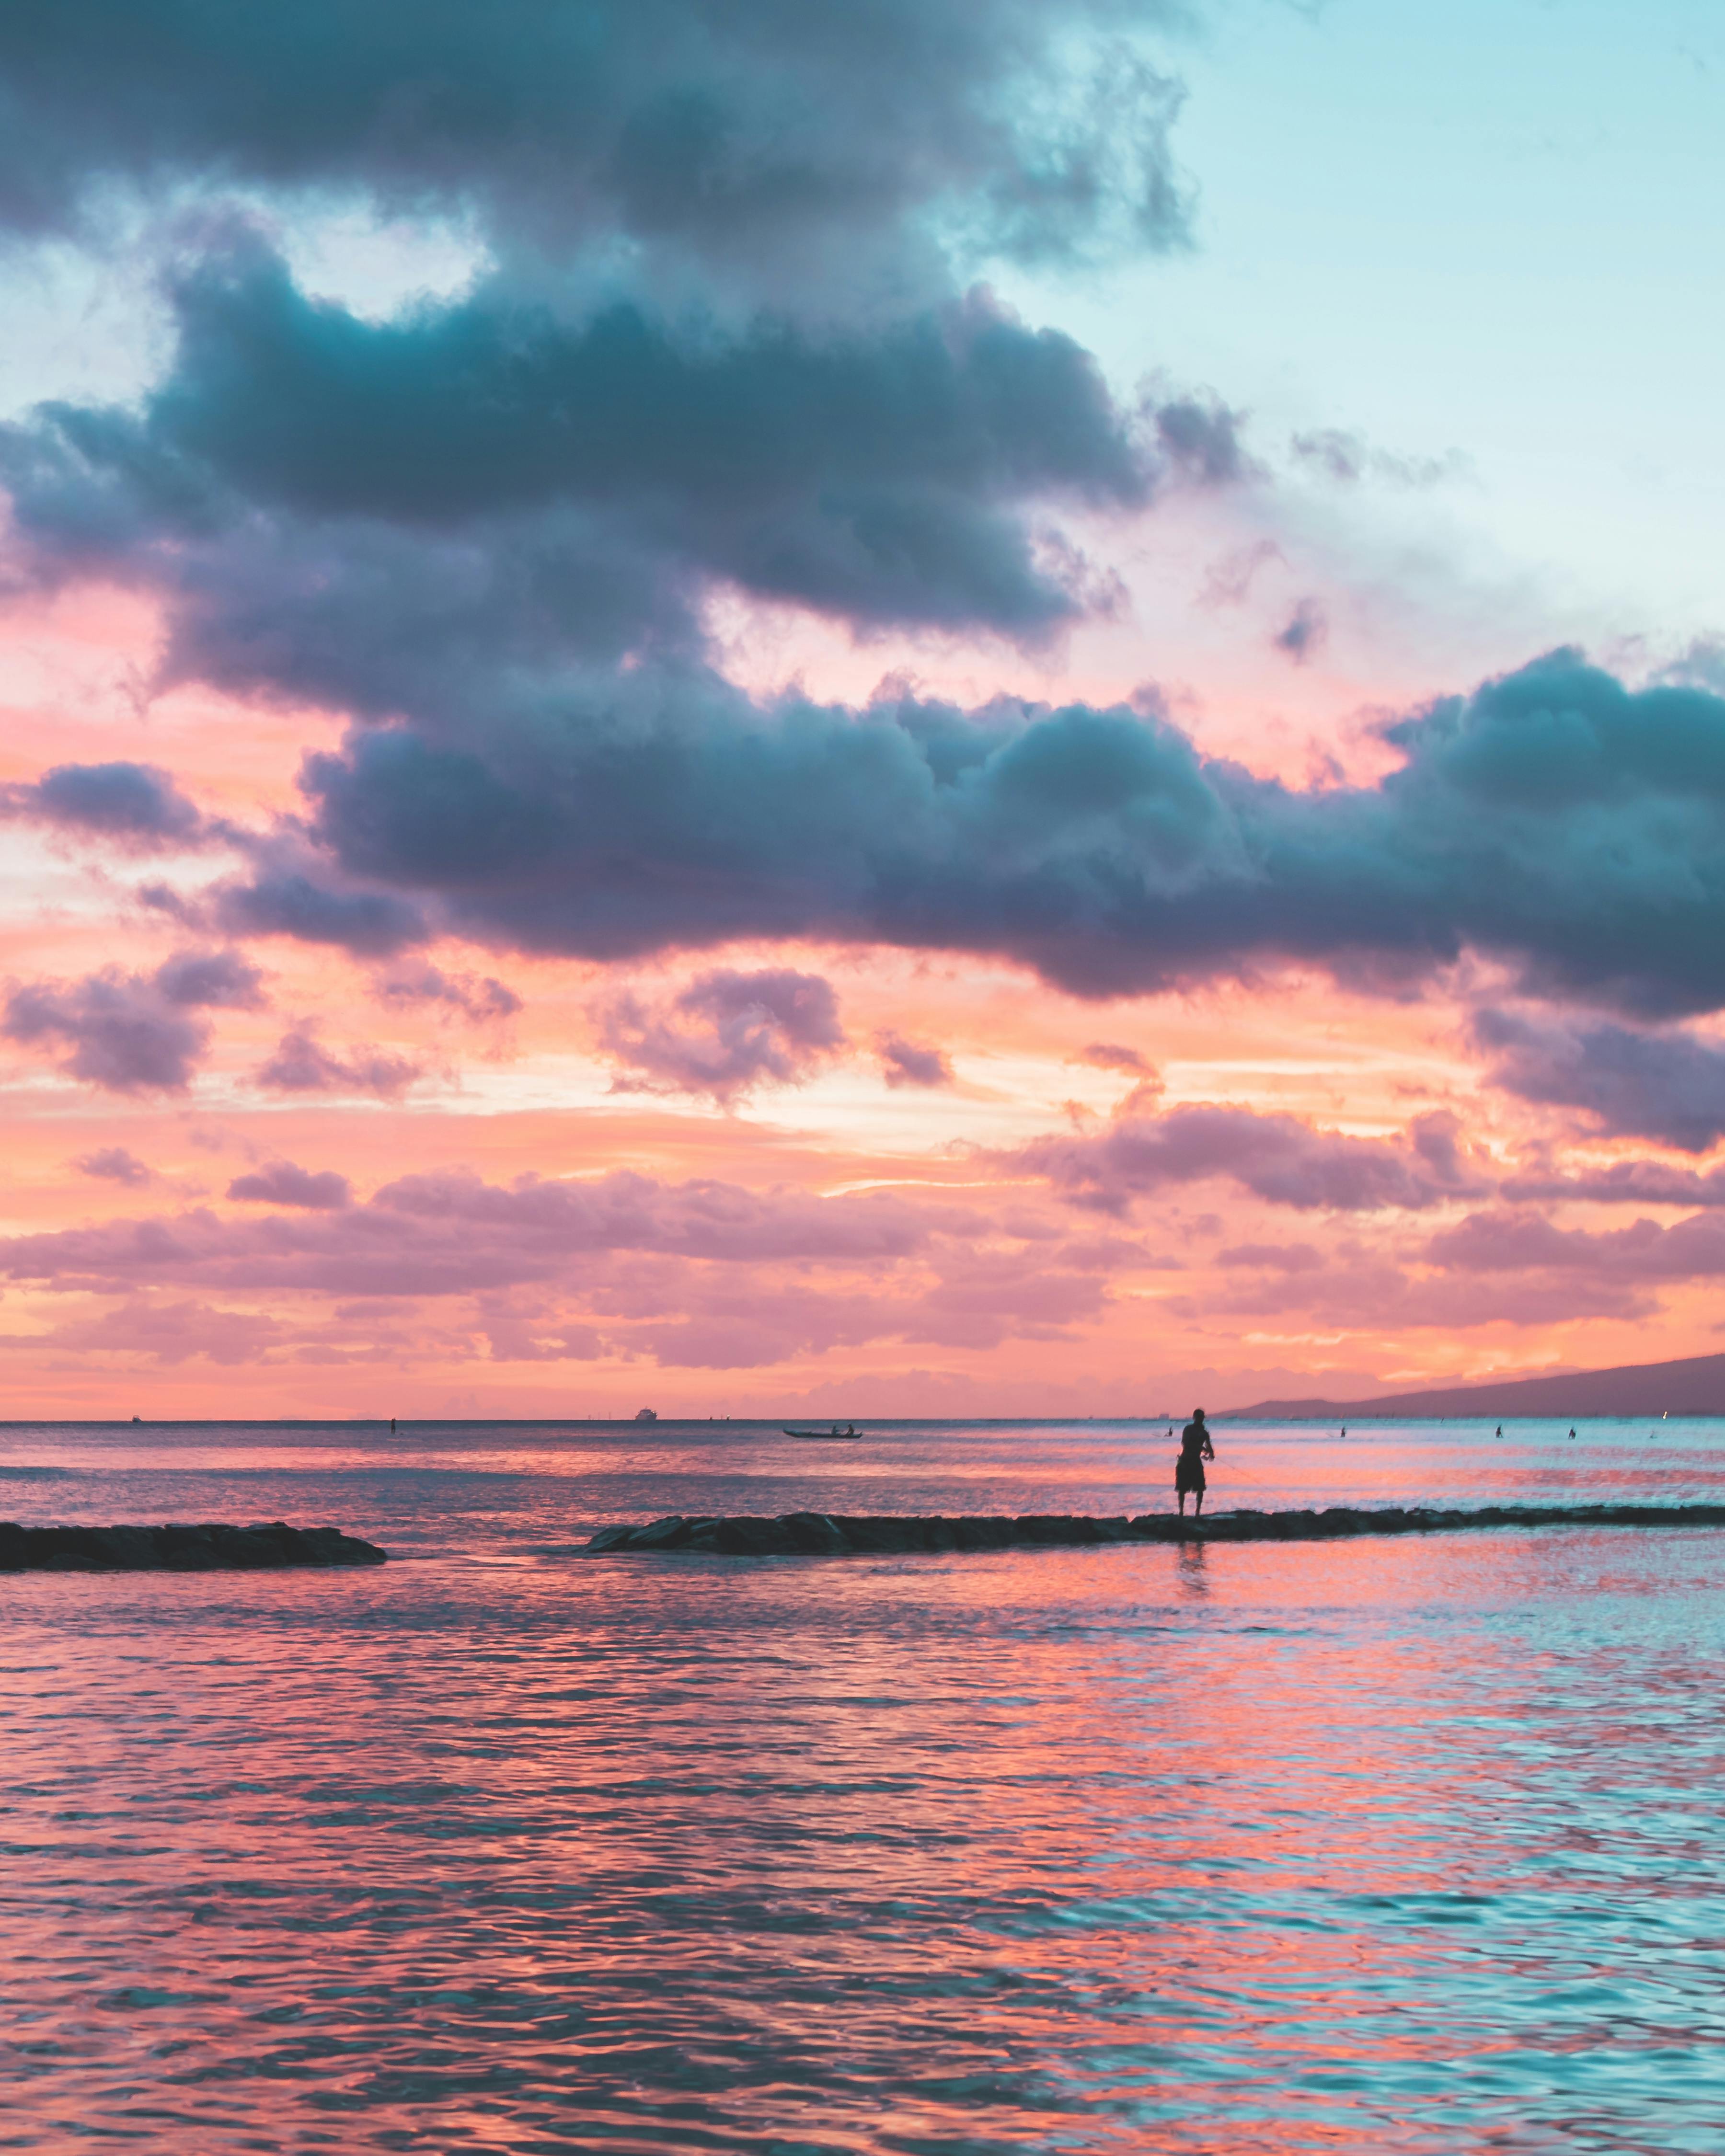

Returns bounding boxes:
[1175,1464,1205,1494]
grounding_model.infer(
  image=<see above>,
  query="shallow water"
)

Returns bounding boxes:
[3,1417,1723,2152]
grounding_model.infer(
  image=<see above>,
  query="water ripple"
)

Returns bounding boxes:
[1,1421,1723,2150]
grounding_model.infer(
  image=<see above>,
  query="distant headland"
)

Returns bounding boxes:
[1226,1349,1725,1421]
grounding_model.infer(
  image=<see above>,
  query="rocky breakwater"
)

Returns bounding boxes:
[586,1503,1725,1557]
[0,1521,388,1572]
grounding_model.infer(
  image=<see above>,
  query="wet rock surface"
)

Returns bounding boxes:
[585,1503,1725,1557]
[0,1522,388,1572]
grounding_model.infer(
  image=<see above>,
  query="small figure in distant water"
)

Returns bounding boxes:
[1176,1408,1215,1518]
[1340,1424,1346,1438]
[390,1416,396,1434]
[1495,1424,1502,1438]
[1568,1426,1576,1439]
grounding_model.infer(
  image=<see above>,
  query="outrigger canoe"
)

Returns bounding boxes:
[783,1426,864,1440]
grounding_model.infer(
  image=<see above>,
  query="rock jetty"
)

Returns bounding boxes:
[586,1503,1725,1558]
[0,1521,388,1572]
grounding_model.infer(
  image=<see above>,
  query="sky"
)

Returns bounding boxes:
[0,0,1723,1419]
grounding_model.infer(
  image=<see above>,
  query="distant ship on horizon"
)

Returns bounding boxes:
[634,1407,658,1423]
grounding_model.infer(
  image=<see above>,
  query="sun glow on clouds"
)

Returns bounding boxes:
[0,4,1721,1414]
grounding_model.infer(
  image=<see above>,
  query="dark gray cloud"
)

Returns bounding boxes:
[2,247,1152,643]
[263,650,1725,1018]
[877,1032,954,1089]
[73,1145,154,1186]
[1475,1008,1725,1153]
[214,869,428,957]
[1153,394,1252,484]
[0,761,209,849]
[10,648,1721,1030]
[1011,1102,1481,1216]
[4,949,263,1093]
[1288,428,1461,489]
[0,1,1191,280]
[256,1025,420,1100]
[6,22,1725,1039]
[1289,429,1368,483]
[156,254,1148,535]
[227,1160,353,1210]
[598,968,845,1102]
[1272,596,1327,664]
[0,0,1199,853]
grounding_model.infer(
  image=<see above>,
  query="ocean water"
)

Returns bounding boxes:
[2,1416,1722,2154]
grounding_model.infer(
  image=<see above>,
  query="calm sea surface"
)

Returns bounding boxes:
[2,1416,1722,2154]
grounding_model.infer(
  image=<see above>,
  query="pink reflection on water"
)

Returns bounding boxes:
[0,1426,1722,2152]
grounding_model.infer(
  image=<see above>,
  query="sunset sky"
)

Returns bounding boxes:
[1,0,1723,1418]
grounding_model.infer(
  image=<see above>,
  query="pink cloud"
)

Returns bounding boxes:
[73,1145,155,1186]
[227,1160,353,1210]
[372,965,521,1022]
[904,1250,1107,1347]
[876,1030,953,1088]
[1012,1101,1485,1216]
[1212,1249,1653,1329]
[1501,1159,1725,1207]
[1075,1041,1156,1076]
[4,949,263,1093]
[1427,1207,1725,1281]
[25,1298,284,1367]
[0,1162,1118,1373]
[596,967,846,1102]
[257,1023,420,1100]
[0,1169,961,1302]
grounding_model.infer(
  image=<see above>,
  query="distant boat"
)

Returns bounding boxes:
[783,1425,863,1440]
[634,1408,658,1423]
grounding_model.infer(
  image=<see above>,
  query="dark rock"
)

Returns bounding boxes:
[951,1517,1016,1551]
[0,1521,386,1572]
[776,1512,849,1554]
[828,1516,912,1554]
[1013,1514,1102,1546]
[577,1500,1725,1559]
[628,1515,697,1551]
[710,1517,789,1556]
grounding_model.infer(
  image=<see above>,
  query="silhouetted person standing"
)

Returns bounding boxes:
[1176,1409,1215,1517]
